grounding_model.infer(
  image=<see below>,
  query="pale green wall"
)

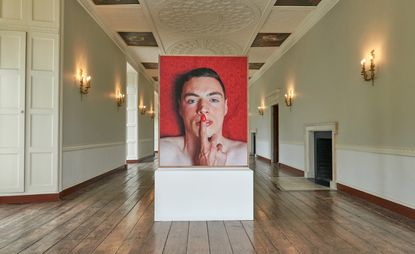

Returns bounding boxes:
[62,0,126,146]
[250,0,415,150]
[138,73,154,141]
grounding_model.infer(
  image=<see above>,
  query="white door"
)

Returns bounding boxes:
[0,31,26,193]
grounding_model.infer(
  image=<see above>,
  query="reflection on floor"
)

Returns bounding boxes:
[273,177,329,191]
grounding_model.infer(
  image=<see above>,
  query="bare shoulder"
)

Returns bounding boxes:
[159,137,187,166]
[159,136,183,149]
[227,140,247,152]
[224,139,248,166]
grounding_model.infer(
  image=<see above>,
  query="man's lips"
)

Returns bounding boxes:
[196,120,213,127]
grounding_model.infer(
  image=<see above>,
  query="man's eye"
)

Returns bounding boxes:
[210,98,220,103]
[186,99,196,104]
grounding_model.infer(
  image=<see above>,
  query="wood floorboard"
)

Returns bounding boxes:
[162,221,189,254]
[309,191,415,253]
[138,221,172,254]
[94,191,154,253]
[240,220,281,254]
[1,172,150,253]
[224,221,256,254]
[0,159,413,254]
[316,190,415,241]
[187,221,209,254]
[0,168,139,246]
[207,221,233,254]
[0,169,142,251]
[43,176,151,254]
[92,190,154,253]
[97,195,154,254]
[290,191,389,253]
[71,179,154,253]
[33,183,153,254]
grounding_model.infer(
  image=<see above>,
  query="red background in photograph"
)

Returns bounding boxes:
[159,56,247,142]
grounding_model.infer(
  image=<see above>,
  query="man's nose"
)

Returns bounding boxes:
[197,99,209,114]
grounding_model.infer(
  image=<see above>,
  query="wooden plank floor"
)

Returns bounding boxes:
[0,157,414,253]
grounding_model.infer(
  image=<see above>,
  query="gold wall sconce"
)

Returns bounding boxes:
[147,110,155,120]
[285,90,294,108]
[139,105,147,115]
[116,90,125,107]
[257,105,265,116]
[360,49,376,85]
[78,69,91,95]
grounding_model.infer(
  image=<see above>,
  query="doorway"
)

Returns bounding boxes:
[272,104,279,163]
[251,132,256,155]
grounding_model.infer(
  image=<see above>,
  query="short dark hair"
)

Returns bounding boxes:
[174,68,226,109]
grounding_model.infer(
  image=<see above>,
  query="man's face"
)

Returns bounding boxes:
[179,76,228,138]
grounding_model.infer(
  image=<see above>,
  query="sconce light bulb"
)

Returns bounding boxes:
[361,59,366,66]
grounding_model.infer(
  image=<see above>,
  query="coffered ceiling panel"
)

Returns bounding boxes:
[275,0,321,6]
[145,69,159,77]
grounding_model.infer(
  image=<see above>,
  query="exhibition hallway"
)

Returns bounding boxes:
[0,157,414,254]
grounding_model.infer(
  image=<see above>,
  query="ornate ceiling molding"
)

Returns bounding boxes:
[167,38,242,55]
[157,0,260,35]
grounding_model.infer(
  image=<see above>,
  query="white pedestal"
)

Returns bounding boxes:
[155,168,253,221]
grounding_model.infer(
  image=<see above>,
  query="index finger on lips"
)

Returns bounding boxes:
[199,114,210,151]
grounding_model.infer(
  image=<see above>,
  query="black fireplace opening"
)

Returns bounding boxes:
[314,131,332,187]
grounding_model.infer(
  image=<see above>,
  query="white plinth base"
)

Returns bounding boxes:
[155,168,253,221]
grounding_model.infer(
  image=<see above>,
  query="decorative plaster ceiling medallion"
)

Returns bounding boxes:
[167,39,241,55]
[158,0,260,35]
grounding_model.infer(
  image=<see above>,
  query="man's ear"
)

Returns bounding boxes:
[225,99,228,115]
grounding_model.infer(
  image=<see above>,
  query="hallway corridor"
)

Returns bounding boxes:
[0,157,414,253]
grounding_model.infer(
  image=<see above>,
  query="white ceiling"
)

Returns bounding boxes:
[78,0,338,86]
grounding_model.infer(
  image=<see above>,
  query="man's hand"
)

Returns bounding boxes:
[196,114,227,166]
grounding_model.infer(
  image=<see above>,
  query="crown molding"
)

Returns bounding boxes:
[76,0,156,88]
[248,0,340,87]
[138,0,166,54]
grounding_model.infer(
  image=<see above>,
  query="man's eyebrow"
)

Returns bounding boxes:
[207,92,223,97]
[183,91,224,98]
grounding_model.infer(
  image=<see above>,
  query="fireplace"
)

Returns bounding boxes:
[314,131,332,186]
[304,122,337,189]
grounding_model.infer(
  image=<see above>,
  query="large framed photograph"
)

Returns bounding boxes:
[159,56,248,167]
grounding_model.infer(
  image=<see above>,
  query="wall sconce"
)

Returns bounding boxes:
[139,105,147,115]
[147,110,155,120]
[285,90,294,107]
[360,49,376,85]
[116,90,125,107]
[78,69,91,95]
[257,105,265,116]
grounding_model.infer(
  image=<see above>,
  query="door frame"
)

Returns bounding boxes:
[271,104,279,163]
